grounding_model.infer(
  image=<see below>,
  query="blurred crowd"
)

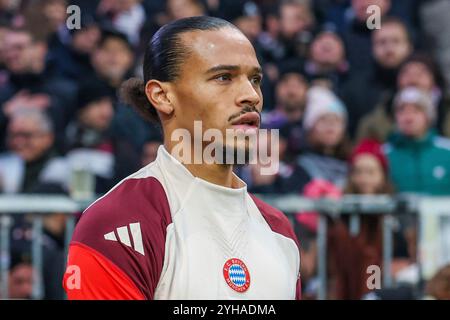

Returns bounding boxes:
[1,0,450,300]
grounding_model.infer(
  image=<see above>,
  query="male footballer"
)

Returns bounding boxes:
[63,16,301,300]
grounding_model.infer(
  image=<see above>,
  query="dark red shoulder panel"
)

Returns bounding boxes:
[65,176,172,299]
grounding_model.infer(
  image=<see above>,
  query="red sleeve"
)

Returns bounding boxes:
[63,177,172,300]
[63,243,145,300]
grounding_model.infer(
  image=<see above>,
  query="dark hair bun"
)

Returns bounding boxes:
[119,78,160,123]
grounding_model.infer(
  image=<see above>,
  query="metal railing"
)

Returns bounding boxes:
[0,193,424,300]
[0,195,94,299]
[258,194,421,300]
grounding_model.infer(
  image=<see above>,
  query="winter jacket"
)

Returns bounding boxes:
[384,130,450,195]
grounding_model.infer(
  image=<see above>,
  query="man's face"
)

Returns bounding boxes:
[92,38,133,83]
[276,73,308,114]
[8,264,34,299]
[398,62,435,92]
[279,4,310,39]
[3,31,35,73]
[79,98,114,131]
[395,103,428,138]
[168,28,263,159]
[310,32,345,68]
[352,0,390,22]
[7,116,54,162]
[373,23,411,69]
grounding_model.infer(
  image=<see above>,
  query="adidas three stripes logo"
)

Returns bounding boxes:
[104,222,145,256]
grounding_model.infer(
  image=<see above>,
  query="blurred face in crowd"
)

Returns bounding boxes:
[373,22,412,69]
[352,0,391,22]
[279,3,312,39]
[92,37,133,84]
[351,154,385,194]
[0,0,21,11]
[72,25,101,54]
[309,113,345,148]
[141,141,162,166]
[168,0,205,20]
[276,73,308,115]
[398,62,435,92]
[310,32,345,69]
[395,103,428,138]
[43,0,67,31]
[4,30,33,73]
[234,15,262,41]
[146,28,263,159]
[8,264,33,299]
[79,98,114,131]
[7,113,54,163]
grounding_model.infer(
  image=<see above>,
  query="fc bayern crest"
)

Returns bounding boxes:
[223,258,251,293]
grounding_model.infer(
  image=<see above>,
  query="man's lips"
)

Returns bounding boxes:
[230,112,261,128]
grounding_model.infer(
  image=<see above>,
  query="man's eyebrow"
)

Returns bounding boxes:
[205,65,263,75]
[205,65,240,74]
[252,66,263,75]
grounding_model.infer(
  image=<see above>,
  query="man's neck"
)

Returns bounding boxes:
[184,162,237,188]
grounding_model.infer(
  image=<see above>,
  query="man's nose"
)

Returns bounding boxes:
[236,79,261,109]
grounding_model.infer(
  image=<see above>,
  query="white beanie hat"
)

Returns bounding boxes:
[393,87,436,123]
[303,86,347,131]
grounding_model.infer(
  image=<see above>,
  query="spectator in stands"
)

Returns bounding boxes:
[293,86,350,191]
[90,28,135,94]
[303,30,349,92]
[259,0,315,64]
[339,0,392,73]
[263,64,308,127]
[0,27,77,149]
[262,64,309,157]
[342,17,413,136]
[96,0,146,46]
[49,15,100,81]
[60,80,140,193]
[385,87,450,195]
[328,139,392,299]
[356,54,450,142]
[23,0,69,44]
[7,250,33,299]
[0,109,59,193]
[274,87,349,278]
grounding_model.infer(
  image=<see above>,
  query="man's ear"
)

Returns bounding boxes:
[145,80,174,116]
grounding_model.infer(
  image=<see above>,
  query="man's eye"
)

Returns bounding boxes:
[251,75,263,86]
[215,74,232,82]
